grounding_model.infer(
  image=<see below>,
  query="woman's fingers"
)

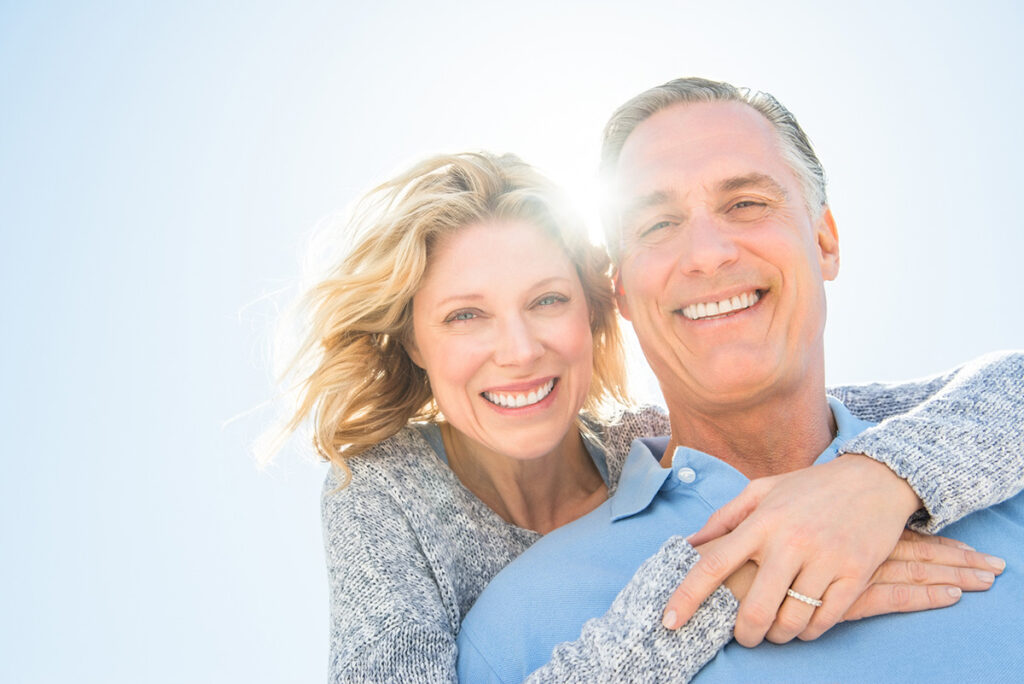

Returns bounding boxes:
[800,537,1004,639]
[843,583,963,622]
[733,551,806,646]
[742,566,867,645]
[739,553,999,645]
[685,481,766,547]
[663,534,752,629]
[797,577,866,641]
[765,573,868,643]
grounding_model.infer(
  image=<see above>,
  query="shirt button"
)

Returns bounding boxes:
[677,467,697,484]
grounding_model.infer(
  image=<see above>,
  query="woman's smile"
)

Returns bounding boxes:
[481,377,558,410]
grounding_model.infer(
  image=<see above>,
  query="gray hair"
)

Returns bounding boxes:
[600,77,827,258]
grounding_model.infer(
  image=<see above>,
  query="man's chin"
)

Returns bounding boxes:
[683,359,782,406]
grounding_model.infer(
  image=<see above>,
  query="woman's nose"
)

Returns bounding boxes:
[493,316,544,367]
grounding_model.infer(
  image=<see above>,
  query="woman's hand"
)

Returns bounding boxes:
[662,454,1007,646]
[718,530,1003,642]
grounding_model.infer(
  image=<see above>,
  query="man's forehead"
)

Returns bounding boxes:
[613,100,789,200]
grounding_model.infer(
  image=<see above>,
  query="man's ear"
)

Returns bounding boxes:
[613,270,632,321]
[816,206,840,281]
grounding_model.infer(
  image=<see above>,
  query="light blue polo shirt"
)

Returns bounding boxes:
[456,398,1024,682]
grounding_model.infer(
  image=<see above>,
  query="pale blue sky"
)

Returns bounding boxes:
[2,2,1022,682]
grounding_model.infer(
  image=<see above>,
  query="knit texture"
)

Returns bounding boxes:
[323,351,1024,682]
[322,407,669,683]
[523,538,737,683]
[830,351,1024,532]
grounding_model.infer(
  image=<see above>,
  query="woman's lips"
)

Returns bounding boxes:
[481,378,557,409]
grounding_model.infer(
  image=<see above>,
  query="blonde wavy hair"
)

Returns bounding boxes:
[274,152,629,485]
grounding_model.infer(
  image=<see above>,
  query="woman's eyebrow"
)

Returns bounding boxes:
[432,277,572,309]
[434,293,484,308]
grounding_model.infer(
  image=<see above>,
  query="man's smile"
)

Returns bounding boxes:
[676,289,765,321]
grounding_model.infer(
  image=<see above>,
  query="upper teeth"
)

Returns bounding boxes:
[681,291,761,321]
[483,379,555,408]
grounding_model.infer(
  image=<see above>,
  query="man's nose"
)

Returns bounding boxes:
[493,316,545,367]
[676,212,739,275]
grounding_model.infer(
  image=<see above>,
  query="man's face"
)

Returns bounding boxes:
[612,101,840,410]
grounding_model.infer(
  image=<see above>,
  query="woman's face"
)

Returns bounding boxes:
[408,219,594,462]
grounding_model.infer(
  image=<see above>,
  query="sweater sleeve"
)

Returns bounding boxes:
[322,468,458,683]
[827,350,1024,533]
[521,537,736,683]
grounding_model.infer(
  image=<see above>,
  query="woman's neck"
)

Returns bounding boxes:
[440,423,607,535]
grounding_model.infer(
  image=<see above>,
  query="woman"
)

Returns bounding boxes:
[270,152,1017,681]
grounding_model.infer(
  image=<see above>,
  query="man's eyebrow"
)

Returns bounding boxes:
[717,173,788,198]
[620,190,673,224]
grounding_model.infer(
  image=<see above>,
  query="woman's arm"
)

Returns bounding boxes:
[518,538,735,683]
[456,538,737,683]
[322,468,459,683]
[833,349,1024,532]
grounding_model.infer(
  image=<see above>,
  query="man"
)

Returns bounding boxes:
[455,78,1024,682]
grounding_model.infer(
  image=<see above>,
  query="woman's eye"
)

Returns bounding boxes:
[445,310,477,323]
[536,294,568,307]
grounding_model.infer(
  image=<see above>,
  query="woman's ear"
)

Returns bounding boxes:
[404,334,425,369]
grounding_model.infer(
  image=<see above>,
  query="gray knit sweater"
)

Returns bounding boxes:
[322,351,1024,683]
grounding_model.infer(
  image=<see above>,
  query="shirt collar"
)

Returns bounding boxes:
[609,436,672,521]
[609,396,876,523]
[820,395,876,464]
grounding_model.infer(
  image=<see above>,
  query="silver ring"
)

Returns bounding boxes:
[786,588,823,608]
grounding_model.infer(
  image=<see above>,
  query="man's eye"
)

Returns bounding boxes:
[725,199,771,221]
[730,200,768,214]
[642,220,672,236]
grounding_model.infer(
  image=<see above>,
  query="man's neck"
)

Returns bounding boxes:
[661,381,837,480]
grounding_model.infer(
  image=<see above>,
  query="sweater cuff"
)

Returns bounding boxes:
[840,430,947,534]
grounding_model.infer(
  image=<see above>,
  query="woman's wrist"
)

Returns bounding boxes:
[838,452,924,521]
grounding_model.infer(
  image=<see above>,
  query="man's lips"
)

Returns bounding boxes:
[677,289,764,321]
[481,378,557,409]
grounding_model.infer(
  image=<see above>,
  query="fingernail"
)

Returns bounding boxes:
[662,610,677,630]
[986,556,1006,571]
[974,570,995,583]
[956,542,974,551]
[946,587,962,598]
